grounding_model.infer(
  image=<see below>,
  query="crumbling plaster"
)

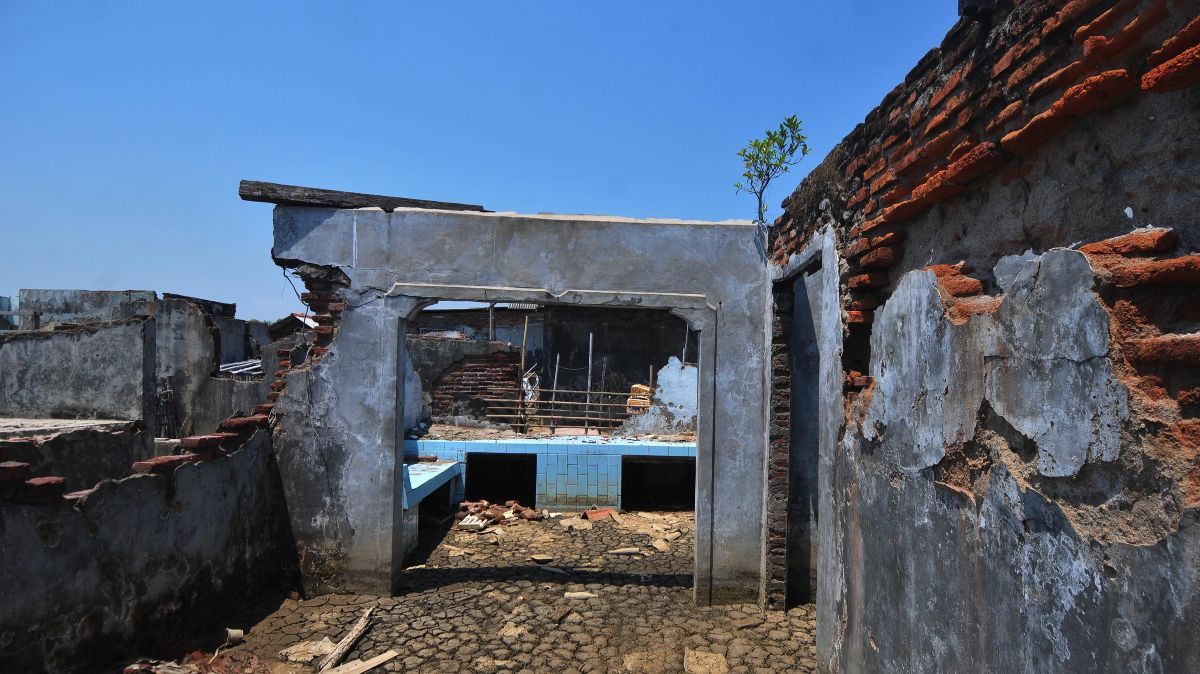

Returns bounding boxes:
[271,205,770,605]
[825,250,1198,672]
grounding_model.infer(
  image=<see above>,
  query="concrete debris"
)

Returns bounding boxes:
[279,637,336,663]
[683,648,729,674]
[458,499,543,525]
[663,531,682,542]
[560,518,593,531]
[529,554,554,564]
[607,547,641,555]
[651,539,671,552]
[564,591,598,600]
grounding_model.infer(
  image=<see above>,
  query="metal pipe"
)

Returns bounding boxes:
[551,353,560,435]
[585,332,593,436]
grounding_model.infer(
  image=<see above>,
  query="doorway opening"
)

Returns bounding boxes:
[464,453,537,505]
[621,456,695,510]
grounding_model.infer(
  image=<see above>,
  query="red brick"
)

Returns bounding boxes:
[910,170,966,205]
[253,403,275,415]
[218,415,270,432]
[132,454,202,475]
[327,302,347,313]
[947,139,975,164]
[860,247,899,269]
[1042,0,1106,37]
[868,169,896,196]
[943,142,1007,185]
[1079,228,1178,256]
[1147,15,1200,68]
[270,381,287,392]
[922,109,952,136]
[846,187,870,209]
[846,311,875,325]
[0,461,31,482]
[1006,52,1051,91]
[1082,0,1168,65]
[1142,44,1200,93]
[930,66,967,109]
[1123,334,1200,365]
[862,156,889,183]
[1056,69,1139,115]
[929,263,986,297]
[856,215,888,236]
[1003,107,1068,156]
[848,273,890,290]
[1028,60,1092,101]
[1074,0,1139,43]
[276,348,292,357]
[266,392,282,401]
[847,296,880,311]
[180,433,240,449]
[1110,255,1200,287]
[992,37,1041,77]
[924,129,967,162]
[986,100,1027,134]
[22,476,66,503]
[313,325,335,335]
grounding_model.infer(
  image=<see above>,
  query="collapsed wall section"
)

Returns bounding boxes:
[769,0,1200,670]
[0,430,296,673]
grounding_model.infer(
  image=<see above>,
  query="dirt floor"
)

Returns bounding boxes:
[143,512,815,674]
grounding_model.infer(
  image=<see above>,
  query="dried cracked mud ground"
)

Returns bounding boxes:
[167,512,815,673]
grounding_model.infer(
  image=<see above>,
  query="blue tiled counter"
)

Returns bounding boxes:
[403,437,697,510]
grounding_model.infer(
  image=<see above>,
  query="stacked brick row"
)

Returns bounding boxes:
[0,459,67,505]
[431,353,521,417]
[765,286,794,609]
[771,0,1200,393]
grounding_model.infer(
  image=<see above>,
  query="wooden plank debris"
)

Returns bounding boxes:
[238,180,485,213]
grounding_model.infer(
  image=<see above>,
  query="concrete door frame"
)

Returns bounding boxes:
[389,283,719,604]
[270,205,771,605]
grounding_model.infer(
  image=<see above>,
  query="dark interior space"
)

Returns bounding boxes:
[464,453,537,506]
[620,457,695,511]
[407,481,456,567]
[787,269,821,607]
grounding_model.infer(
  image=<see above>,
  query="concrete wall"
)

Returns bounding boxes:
[271,205,770,604]
[17,289,157,328]
[768,1,1200,670]
[0,430,297,673]
[156,298,267,435]
[0,319,156,438]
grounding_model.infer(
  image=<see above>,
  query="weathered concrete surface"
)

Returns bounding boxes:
[273,295,411,595]
[0,319,156,452]
[17,289,157,328]
[0,422,148,490]
[0,430,297,673]
[156,297,268,434]
[824,252,1198,672]
[272,205,770,604]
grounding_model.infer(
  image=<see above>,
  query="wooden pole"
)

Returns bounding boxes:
[585,332,593,436]
[551,353,560,435]
[682,327,689,363]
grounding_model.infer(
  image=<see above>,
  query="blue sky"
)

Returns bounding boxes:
[0,2,957,320]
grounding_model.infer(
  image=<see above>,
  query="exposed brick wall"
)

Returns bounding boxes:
[431,352,521,417]
[764,284,793,609]
[766,0,1200,611]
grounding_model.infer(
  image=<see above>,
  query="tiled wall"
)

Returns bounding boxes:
[403,438,696,510]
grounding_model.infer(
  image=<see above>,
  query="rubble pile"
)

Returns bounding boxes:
[456,499,543,525]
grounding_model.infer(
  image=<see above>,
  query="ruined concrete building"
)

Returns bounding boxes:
[1,1,1199,671]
